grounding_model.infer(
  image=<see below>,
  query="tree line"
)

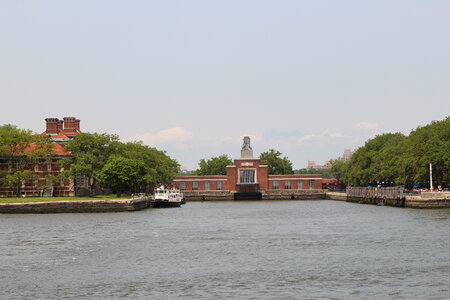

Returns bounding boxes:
[0,125,179,197]
[330,117,449,188]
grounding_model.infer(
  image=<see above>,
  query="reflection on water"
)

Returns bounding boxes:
[1,201,449,299]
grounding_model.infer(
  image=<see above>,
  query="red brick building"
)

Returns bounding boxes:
[173,137,322,198]
[0,117,81,197]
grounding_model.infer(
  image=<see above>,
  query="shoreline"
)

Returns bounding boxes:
[327,191,450,209]
[0,197,151,214]
[1,191,450,213]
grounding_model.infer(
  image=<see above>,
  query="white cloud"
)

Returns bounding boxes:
[329,132,347,138]
[125,126,194,148]
[355,122,379,130]
[291,129,348,146]
[295,134,315,145]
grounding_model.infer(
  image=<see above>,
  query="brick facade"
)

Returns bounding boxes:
[173,138,323,193]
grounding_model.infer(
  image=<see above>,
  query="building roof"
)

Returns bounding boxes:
[24,142,71,156]
[42,130,71,141]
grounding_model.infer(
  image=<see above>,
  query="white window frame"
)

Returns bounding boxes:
[216,181,222,190]
[239,168,256,184]
[273,180,279,190]
[285,180,291,189]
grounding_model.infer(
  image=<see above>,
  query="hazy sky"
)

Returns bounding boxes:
[1,1,449,169]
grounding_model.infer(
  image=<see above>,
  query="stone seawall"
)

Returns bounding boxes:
[262,190,326,200]
[183,190,326,201]
[405,193,450,208]
[347,196,406,207]
[0,197,151,214]
[325,192,347,201]
[326,191,450,209]
[183,191,234,201]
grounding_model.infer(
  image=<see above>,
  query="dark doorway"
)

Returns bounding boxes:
[235,184,261,200]
[234,192,262,200]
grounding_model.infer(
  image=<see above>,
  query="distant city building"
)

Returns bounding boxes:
[307,160,327,169]
[178,167,191,175]
[342,149,354,161]
[307,160,316,169]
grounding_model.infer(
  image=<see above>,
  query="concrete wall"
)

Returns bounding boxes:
[183,191,234,201]
[0,197,151,214]
[326,191,450,209]
[262,190,325,200]
[183,190,326,201]
[420,192,450,199]
[347,196,406,207]
[325,192,347,201]
[405,193,450,208]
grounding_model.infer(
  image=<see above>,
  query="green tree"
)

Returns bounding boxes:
[0,124,55,196]
[328,159,348,182]
[294,167,335,179]
[117,141,179,188]
[60,132,120,194]
[343,133,406,186]
[404,117,450,187]
[193,155,232,175]
[331,116,450,188]
[97,156,149,196]
[259,149,294,175]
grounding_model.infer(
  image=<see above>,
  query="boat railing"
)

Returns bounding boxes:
[131,193,147,199]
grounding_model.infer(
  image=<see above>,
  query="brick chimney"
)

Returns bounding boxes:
[63,117,77,134]
[74,119,80,132]
[45,118,60,134]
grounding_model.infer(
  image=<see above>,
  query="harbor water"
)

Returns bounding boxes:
[1,200,449,299]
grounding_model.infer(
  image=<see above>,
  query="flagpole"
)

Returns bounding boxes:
[430,163,433,192]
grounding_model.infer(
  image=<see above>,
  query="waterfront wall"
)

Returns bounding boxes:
[325,192,347,201]
[405,193,450,208]
[326,189,450,209]
[183,190,326,201]
[183,191,234,201]
[0,197,151,214]
[346,195,406,207]
[262,190,325,200]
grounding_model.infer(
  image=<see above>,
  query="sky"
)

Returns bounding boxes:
[1,1,449,170]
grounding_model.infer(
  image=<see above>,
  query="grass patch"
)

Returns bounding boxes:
[0,195,130,204]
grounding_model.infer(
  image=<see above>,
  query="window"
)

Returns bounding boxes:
[285,181,291,189]
[272,180,279,190]
[309,180,315,189]
[216,181,222,190]
[180,181,186,191]
[297,180,303,189]
[239,169,255,183]
[205,181,210,190]
[192,181,198,190]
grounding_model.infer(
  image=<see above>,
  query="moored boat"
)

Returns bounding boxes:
[152,186,183,208]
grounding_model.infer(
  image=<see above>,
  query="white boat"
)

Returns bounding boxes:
[153,186,183,208]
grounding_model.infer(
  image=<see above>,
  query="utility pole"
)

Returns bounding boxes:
[430,163,434,192]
